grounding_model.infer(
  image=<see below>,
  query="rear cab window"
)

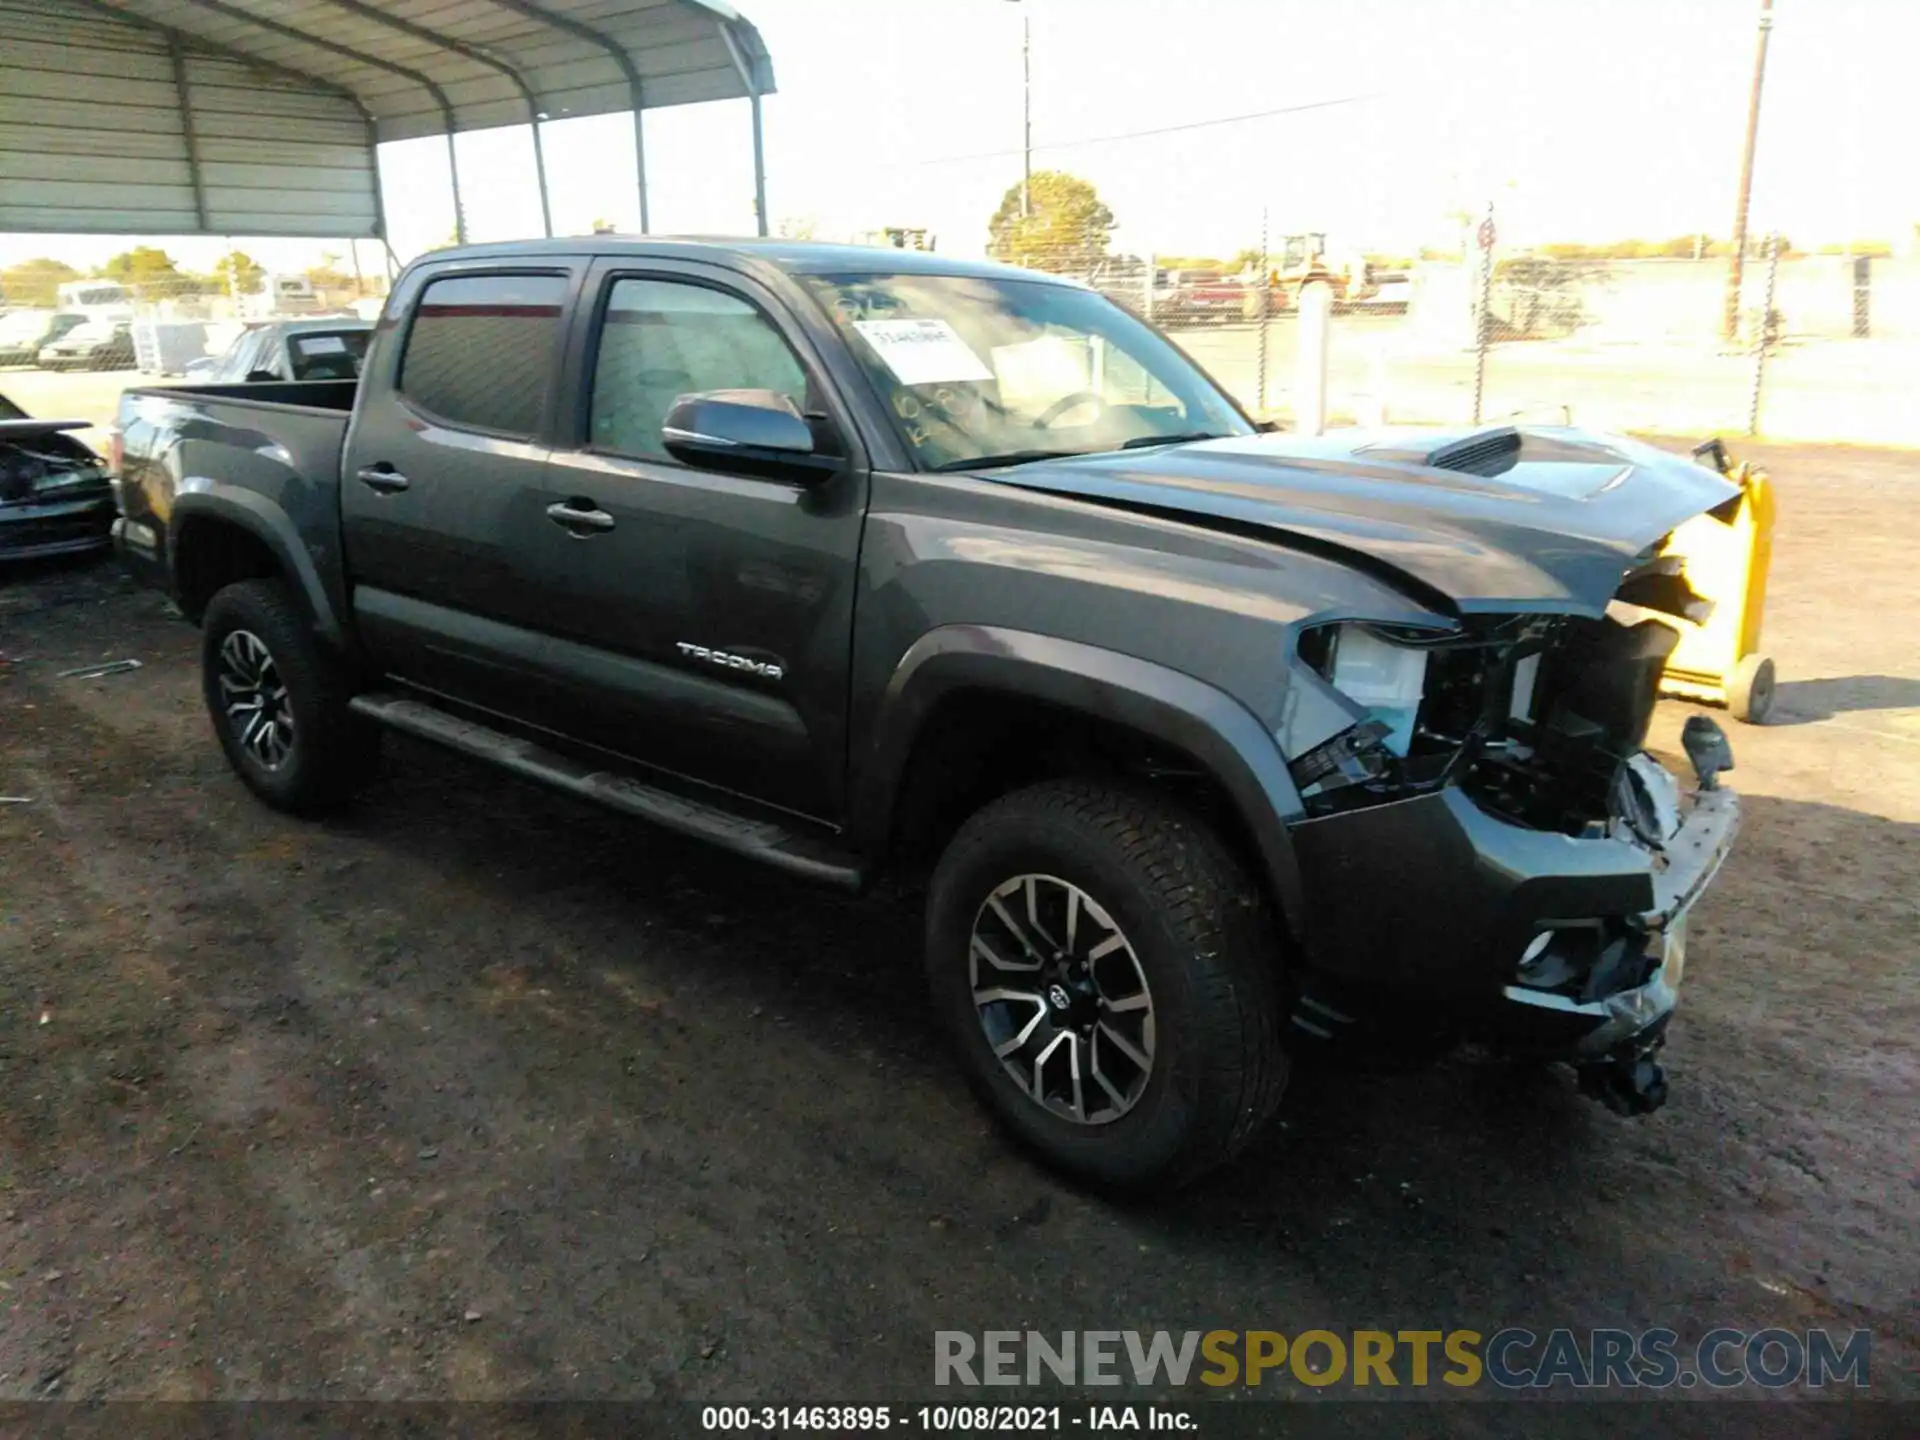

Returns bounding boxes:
[400,273,568,436]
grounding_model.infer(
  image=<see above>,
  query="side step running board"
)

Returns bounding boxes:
[348,692,865,892]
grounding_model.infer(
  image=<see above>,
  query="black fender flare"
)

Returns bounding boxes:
[852,625,1308,935]
[169,482,347,648]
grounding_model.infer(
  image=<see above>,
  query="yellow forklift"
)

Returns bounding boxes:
[1656,438,1779,723]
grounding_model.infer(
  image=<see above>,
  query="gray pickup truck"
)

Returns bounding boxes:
[113,239,1742,1188]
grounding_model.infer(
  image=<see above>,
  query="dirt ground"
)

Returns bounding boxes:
[0,440,1915,1426]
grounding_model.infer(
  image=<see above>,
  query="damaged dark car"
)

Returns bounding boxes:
[111,240,1742,1188]
[0,392,116,561]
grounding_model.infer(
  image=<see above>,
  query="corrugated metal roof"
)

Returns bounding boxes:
[0,0,774,237]
[87,0,774,142]
[1,0,381,236]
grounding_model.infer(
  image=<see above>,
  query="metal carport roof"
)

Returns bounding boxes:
[0,0,776,242]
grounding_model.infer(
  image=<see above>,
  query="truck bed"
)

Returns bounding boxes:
[113,379,359,623]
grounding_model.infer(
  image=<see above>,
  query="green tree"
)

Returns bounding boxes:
[1,257,79,307]
[212,250,266,295]
[986,170,1115,274]
[100,245,182,287]
[304,251,352,289]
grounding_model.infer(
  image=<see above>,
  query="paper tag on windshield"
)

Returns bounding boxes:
[298,334,348,355]
[852,318,994,386]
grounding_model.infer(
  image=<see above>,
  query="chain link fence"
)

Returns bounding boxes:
[0,252,388,380]
[970,228,1920,447]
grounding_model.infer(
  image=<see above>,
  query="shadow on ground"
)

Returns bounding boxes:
[1768,675,1920,724]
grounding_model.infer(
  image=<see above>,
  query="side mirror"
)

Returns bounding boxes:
[662,389,840,483]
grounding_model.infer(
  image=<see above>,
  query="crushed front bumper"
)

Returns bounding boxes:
[1496,785,1737,1058]
[1287,752,1740,1064]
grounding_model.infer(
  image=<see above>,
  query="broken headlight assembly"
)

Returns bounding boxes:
[1278,618,1496,811]
[1278,612,1677,834]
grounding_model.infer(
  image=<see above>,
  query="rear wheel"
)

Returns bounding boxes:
[1728,653,1776,724]
[926,779,1287,1190]
[200,579,377,813]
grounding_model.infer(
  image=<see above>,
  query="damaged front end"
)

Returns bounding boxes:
[0,400,116,562]
[1277,551,1740,1113]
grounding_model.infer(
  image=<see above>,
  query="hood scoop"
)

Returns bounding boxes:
[1356,426,1523,477]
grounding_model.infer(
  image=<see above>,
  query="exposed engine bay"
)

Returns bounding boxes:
[0,396,107,504]
[0,396,117,560]
[0,428,104,503]
[1289,547,1712,837]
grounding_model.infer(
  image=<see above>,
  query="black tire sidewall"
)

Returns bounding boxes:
[927,799,1248,1188]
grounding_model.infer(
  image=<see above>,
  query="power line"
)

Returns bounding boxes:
[910,93,1380,167]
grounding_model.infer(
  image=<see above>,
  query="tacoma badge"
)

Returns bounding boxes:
[676,641,785,681]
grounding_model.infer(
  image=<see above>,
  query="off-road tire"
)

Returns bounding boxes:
[926,779,1287,1190]
[200,578,377,814]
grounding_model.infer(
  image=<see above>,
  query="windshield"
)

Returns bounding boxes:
[801,272,1251,470]
[0,311,51,342]
[66,321,116,342]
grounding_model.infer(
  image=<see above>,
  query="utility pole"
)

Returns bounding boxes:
[1004,0,1031,217]
[1723,0,1775,342]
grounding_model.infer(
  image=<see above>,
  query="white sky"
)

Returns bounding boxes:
[4,0,1914,273]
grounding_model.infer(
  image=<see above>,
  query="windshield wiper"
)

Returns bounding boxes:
[1119,431,1232,449]
[931,448,1084,472]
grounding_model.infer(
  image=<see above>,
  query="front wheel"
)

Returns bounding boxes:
[925,780,1287,1190]
[200,579,377,813]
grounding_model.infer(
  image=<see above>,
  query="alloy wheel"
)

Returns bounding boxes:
[969,873,1156,1125]
[217,628,296,770]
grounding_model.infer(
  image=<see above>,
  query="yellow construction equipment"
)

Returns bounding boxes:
[1657,439,1778,723]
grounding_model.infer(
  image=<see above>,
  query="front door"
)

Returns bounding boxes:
[525,262,869,821]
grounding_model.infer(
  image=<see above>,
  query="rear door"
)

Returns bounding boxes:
[523,259,872,820]
[340,260,583,725]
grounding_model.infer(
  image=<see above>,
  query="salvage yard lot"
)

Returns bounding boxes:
[1,442,1915,1420]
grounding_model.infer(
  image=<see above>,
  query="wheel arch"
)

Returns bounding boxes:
[170,486,345,648]
[852,626,1308,938]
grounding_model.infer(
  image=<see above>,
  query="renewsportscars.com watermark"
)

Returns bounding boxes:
[934,1328,1873,1391]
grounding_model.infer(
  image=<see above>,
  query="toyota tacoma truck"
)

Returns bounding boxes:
[112,239,1742,1189]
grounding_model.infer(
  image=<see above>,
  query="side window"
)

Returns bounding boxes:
[589,278,807,460]
[400,272,567,436]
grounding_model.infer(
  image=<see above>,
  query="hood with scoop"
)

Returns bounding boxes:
[985,425,1739,616]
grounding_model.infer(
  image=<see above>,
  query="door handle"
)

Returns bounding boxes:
[355,465,410,494]
[546,500,615,535]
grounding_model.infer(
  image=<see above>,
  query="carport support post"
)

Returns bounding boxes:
[532,120,554,237]
[631,85,651,233]
[447,132,468,244]
[718,20,768,236]
[749,89,767,237]
[167,33,211,233]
